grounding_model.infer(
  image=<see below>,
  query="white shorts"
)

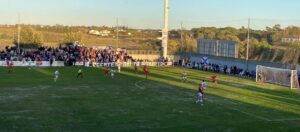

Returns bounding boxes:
[198,92,203,97]
[182,77,187,80]
[55,75,59,79]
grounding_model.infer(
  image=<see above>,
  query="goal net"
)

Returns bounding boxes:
[256,65,299,89]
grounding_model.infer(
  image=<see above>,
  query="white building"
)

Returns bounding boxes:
[88,30,100,35]
[99,30,111,37]
[88,30,111,37]
[281,36,300,43]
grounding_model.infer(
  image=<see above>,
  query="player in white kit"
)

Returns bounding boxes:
[196,80,207,106]
[110,69,116,78]
[182,71,187,82]
[54,69,59,82]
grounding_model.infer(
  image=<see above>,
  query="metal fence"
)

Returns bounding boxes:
[126,50,160,55]
[187,53,298,71]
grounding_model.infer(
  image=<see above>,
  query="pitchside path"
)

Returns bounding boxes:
[0,67,300,131]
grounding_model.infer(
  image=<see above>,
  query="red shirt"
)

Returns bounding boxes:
[198,86,204,94]
[144,69,150,75]
[134,64,138,70]
[8,62,13,69]
[211,75,217,81]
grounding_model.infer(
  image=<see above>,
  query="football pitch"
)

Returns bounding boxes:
[0,67,300,131]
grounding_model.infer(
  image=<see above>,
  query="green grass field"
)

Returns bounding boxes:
[0,66,300,132]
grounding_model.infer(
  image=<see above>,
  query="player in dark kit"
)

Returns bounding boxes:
[257,73,264,85]
[134,63,138,73]
[77,69,83,78]
[104,67,110,76]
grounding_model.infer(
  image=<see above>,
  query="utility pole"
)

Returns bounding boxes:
[246,18,250,70]
[17,14,21,55]
[180,21,183,53]
[116,17,119,49]
[162,0,169,59]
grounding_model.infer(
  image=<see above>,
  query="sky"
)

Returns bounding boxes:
[0,0,300,29]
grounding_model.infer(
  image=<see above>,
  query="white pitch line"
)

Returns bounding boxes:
[230,107,271,121]
[207,99,271,121]
[208,99,300,122]
[268,118,300,122]
[135,80,146,89]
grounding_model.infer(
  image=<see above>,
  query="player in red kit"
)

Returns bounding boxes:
[143,65,147,72]
[211,75,218,84]
[7,61,14,74]
[196,80,207,106]
[144,67,150,79]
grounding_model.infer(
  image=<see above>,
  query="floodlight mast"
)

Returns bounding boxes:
[17,14,21,55]
[246,18,250,70]
[162,0,169,59]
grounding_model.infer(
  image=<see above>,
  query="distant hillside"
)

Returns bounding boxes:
[0,24,299,64]
[0,25,162,50]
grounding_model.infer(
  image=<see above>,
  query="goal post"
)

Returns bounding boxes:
[291,70,299,89]
[256,65,300,89]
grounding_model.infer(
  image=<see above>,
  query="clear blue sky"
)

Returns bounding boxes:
[0,0,299,29]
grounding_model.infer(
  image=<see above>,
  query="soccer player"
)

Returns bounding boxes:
[118,63,121,73]
[134,63,138,73]
[182,71,187,82]
[298,75,300,87]
[144,68,150,79]
[201,80,207,90]
[28,57,33,69]
[110,69,116,78]
[211,75,217,84]
[143,65,147,72]
[54,69,59,82]
[257,73,264,85]
[104,67,109,77]
[196,80,207,106]
[7,61,13,74]
[77,69,83,78]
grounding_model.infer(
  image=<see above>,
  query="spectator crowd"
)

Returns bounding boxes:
[0,45,133,66]
[177,58,257,79]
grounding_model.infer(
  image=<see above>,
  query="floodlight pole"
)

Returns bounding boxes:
[116,17,119,49]
[246,18,250,70]
[17,14,21,55]
[180,21,183,53]
[162,0,169,59]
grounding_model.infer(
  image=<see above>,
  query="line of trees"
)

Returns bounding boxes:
[12,25,84,48]
[7,24,300,64]
[168,25,300,64]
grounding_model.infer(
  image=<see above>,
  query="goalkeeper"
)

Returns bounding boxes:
[257,73,264,85]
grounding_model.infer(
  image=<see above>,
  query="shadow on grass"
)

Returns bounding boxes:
[1,67,300,131]
[121,67,300,115]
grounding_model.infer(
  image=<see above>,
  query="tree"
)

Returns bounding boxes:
[64,32,82,44]
[168,39,180,54]
[13,25,43,48]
